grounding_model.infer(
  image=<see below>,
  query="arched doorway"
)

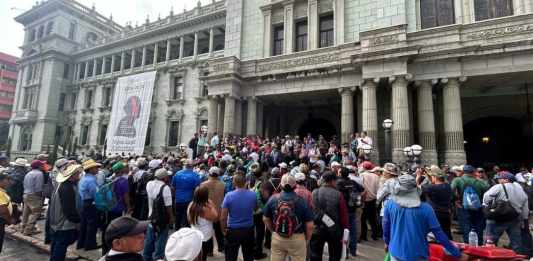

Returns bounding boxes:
[464,117,532,170]
[298,117,337,140]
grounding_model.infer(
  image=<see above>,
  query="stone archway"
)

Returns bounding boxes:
[464,116,532,170]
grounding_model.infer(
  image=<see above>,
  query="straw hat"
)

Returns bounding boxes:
[11,158,29,167]
[82,159,99,171]
[56,164,83,183]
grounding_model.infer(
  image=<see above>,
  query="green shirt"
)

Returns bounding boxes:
[451,175,490,203]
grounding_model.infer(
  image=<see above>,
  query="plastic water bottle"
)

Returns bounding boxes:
[468,229,479,246]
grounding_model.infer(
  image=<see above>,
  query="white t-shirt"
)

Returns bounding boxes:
[146,179,173,217]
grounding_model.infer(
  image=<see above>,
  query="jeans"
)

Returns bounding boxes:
[133,194,148,220]
[143,224,169,261]
[225,227,255,261]
[254,213,265,255]
[175,202,190,230]
[487,218,522,253]
[310,227,342,261]
[457,208,485,245]
[361,199,379,240]
[348,212,358,256]
[77,200,98,250]
[50,229,78,261]
[213,221,225,252]
[521,219,533,256]
[435,211,452,241]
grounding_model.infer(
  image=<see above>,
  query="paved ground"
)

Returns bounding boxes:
[0,237,50,260]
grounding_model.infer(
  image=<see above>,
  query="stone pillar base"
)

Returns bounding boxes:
[444,151,467,166]
[421,150,438,166]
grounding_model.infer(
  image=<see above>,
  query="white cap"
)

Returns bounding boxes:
[330,161,341,168]
[295,172,306,182]
[208,166,220,176]
[148,159,162,169]
[278,162,288,169]
[165,228,204,261]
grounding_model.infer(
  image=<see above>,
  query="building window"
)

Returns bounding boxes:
[134,49,143,67]
[63,63,70,79]
[37,25,44,39]
[78,63,86,80]
[58,93,66,112]
[104,57,112,74]
[272,25,284,56]
[102,87,113,107]
[113,54,121,72]
[68,22,77,40]
[19,126,33,151]
[474,0,513,21]
[99,124,107,145]
[172,77,183,100]
[80,125,90,145]
[85,89,93,109]
[319,14,334,48]
[295,20,308,52]
[201,82,208,97]
[420,0,455,29]
[46,21,54,35]
[169,40,180,60]
[23,87,37,110]
[95,58,103,75]
[29,29,36,42]
[168,121,180,147]
[124,52,132,70]
[26,65,34,84]
[157,43,167,63]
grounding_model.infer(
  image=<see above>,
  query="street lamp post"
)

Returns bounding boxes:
[361,143,373,162]
[383,119,393,163]
[403,144,423,174]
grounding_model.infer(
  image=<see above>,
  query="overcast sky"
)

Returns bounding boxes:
[1,0,210,57]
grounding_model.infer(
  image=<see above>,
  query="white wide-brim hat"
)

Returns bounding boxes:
[165,228,204,261]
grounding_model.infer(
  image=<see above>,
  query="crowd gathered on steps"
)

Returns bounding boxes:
[0,132,531,261]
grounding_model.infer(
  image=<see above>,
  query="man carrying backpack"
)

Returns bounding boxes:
[337,167,364,257]
[451,165,489,245]
[263,174,314,261]
[144,168,174,261]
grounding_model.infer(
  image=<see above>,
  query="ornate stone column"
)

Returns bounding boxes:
[207,96,218,138]
[166,39,171,62]
[153,43,159,64]
[223,95,236,137]
[361,79,379,162]
[333,0,345,45]
[416,80,437,165]
[93,58,98,77]
[217,98,225,135]
[339,87,355,144]
[246,97,257,136]
[208,28,215,57]
[390,75,411,163]
[179,37,185,61]
[141,46,147,67]
[442,77,467,165]
[84,61,89,79]
[130,49,136,69]
[193,32,199,59]
[261,6,272,57]
[283,0,295,54]
[308,0,318,50]
[257,101,264,137]
[110,55,116,72]
[120,51,125,72]
[101,57,106,74]
[235,99,243,136]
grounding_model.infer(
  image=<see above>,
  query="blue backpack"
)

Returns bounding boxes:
[463,186,481,210]
[95,180,118,212]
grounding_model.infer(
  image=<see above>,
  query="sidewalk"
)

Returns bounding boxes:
[5,217,386,261]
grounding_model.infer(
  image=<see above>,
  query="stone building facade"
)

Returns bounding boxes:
[8,0,533,166]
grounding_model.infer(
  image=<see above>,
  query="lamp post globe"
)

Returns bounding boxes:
[411,144,423,156]
[383,119,393,129]
[403,146,412,156]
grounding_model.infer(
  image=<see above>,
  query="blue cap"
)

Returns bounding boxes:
[463,165,475,174]
[495,171,515,181]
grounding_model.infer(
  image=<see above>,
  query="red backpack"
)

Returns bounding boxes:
[273,197,300,238]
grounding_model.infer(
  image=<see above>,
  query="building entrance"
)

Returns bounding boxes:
[297,117,337,140]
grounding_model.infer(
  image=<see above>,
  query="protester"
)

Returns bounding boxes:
[451,164,489,245]
[263,174,314,261]
[483,171,528,253]
[144,168,174,261]
[49,164,83,261]
[294,172,313,209]
[200,166,226,254]
[337,167,365,257]
[172,159,201,230]
[6,158,28,206]
[0,172,13,253]
[21,159,46,236]
[100,216,148,261]
[383,174,461,261]
[76,159,100,251]
[220,173,256,261]
[310,171,348,261]
[359,161,380,241]
[188,186,219,261]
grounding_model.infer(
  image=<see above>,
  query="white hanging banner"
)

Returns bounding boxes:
[106,71,157,156]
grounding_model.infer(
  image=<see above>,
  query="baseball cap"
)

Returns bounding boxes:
[155,168,169,179]
[280,174,296,188]
[104,216,149,247]
[111,162,127,173]
[362,161,374,170]
[208,167,220,177]
[463,165,475,174]
[294,172,306,182]
[148,159,162,169]
[495,171,515,181]
[31,160,46,169]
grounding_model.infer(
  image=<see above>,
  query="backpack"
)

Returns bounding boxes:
[136,171,154,196]
[149,185,170,232]
[483,184,519,222]
[347,188,363,209]
[273,197,300,238]
[95,180,118,212]
[462,186,482,210]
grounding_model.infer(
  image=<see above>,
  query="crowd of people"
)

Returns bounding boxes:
[0,131,531,261]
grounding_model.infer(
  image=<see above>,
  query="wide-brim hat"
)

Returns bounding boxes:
[11,158,29,167]
[391,174,421,208]
[82,159,99,171]
[165,228,204,261]
[56,164,83,183]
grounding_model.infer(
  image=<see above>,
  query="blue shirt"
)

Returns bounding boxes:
[172,169,201,203]
[222,188,257,229]
[78,173,98,201]
[383,201,460,261]
[263,191,313,234]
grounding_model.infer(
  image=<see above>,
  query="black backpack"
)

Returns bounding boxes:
[136,170,154,196]
[483,184,519,222]
[149,185,170,232]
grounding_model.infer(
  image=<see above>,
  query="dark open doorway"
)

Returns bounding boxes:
[464,117,532,170]
[298,117,337,140]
